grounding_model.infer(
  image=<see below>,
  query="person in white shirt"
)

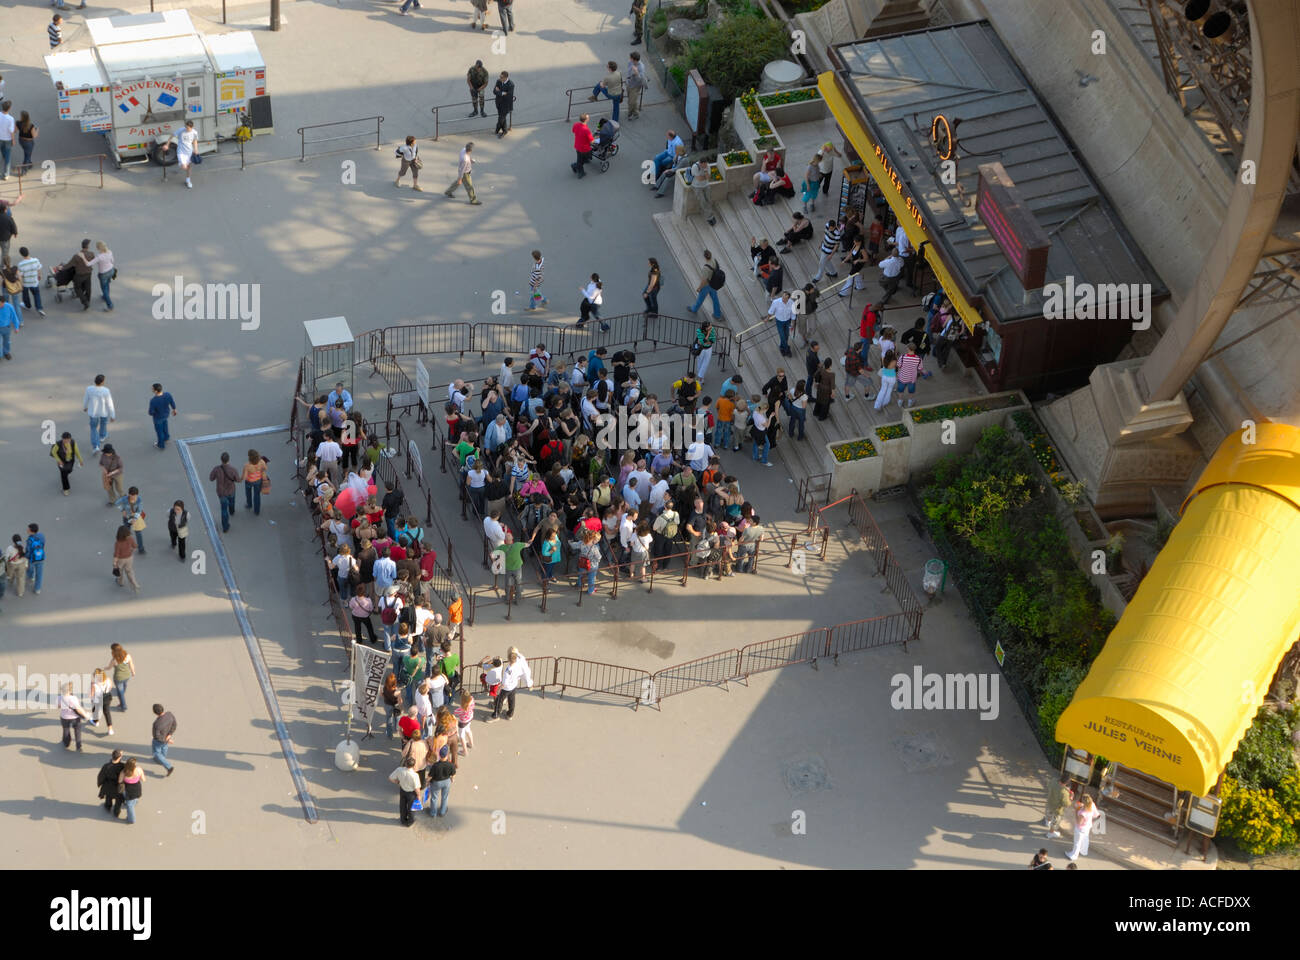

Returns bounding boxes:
[58,682,91,751]
[82,374,116,453]
[618,510,637,560]
[482,510,507,549]
[750,405,772,466]
[890,226,916,294]
[878,253,905,305]
[631,462,653,495]
[569,358,587,390]
[766,292,798,357]
[17,249,45,317]
[686,438,714,472]
[330,545,357,600]
[174,119,199,190]
[315,435,343,484]
[449,382,470,413]
[498,358,514,392]
[580,392,599,430]
[0,100,16,182]
[485,647,533,721]
[395,135,422,192]
[89,241,116,312]
[648,476,670,513]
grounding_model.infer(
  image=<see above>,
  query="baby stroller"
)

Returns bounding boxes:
[47,262,77,303]
[591,119,620,172]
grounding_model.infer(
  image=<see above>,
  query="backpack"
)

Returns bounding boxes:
[380,597,399,625]
[656,512,679,540]
[27,534,45,563]
[708,265,726,290]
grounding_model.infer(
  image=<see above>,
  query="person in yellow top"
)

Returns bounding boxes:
[49,431,85,496]
[715,390,737,452]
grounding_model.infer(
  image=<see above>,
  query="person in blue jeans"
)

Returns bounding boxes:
[577,529,601,594]
[0,293,20,360]
[150,703,177,775]
[209,451,239,533]
[425,758,455,817]
[119,760,146,825]
[25,523,45,594]
[587,61,623,122]
[686,253,723,320]
[241,449,267,515]
[147,383,177,449]
[116,488,146,553]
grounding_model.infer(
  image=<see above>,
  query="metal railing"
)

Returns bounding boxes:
[565,86,616,123]
[10,153,108,190]
[733,315,783,367]
[430,96,519,142]
[297,116,384,161]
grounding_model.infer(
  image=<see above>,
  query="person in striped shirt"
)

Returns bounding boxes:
[527,251,547,310]
[810,219,842,282]
[16,248,44,317]
[895,343,931,408]
[49,15,63,50]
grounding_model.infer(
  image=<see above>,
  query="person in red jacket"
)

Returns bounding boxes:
[858,302,880,370]
[571,114,595,179]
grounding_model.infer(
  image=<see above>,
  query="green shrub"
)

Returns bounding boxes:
[667,64,688,93]
[685,17,790,102]
[1226,706,1299,790]
[1037,660,1088,758]
[1219,777,1299,855]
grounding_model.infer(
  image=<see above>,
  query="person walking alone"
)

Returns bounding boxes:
[83,374,115,453]
[167,500,189,563]
[572,114,594,178]
[577,273,606,331]
[16,111,38,177]
[527,250,547,309]
[496,0,514,33]
[209,451,239,532]
[444,142,481,204]
[25,523,46,595]
[112,525,141,593]
[49,431,84,496]
[99,444,124,505]
[147,382,177,450]
[241,449,268,515]
[810,219,842,282]
[493,72,515,138]
[395,135,422,192]
[687,250,723,319]
[17,246,45,317]
[466,61,489,118]
[642,257,660,318]
[468,0,488,30]
[151,703,177,776]
[175,119,199,189]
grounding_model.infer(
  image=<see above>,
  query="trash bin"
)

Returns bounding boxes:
[922,558,946,596]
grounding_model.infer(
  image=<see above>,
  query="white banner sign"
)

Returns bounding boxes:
[352,643,390,733]
[414,357,429,407]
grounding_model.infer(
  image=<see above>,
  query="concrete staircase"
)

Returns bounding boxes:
[654,193,929,485]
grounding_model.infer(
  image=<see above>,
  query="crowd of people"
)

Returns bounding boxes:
[438,339,776,602]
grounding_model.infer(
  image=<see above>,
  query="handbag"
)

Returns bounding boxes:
[578,556,592,571]
[110,267,119,281]
[130,514,147,532]
[112,566,120,577]
[412,156,424,171]
[3,276,20,295]
[261,474,271,494]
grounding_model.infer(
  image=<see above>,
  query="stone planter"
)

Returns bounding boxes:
[905,391,1030,475]
[874,426,911,489]
[672,166,728,220]
[826,441,882,500]
[718,152,758,197]
[732,97,785,161]
[760,94,827,127]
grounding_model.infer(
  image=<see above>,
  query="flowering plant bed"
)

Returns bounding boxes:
[875,423,908,442]
[709,165,723,182]
[831,438,877,462]
[722,150,752,165]
[757,88,821,107]
[740,91,774,137]
[910,394,1022,424]
[1012,410,1076,494]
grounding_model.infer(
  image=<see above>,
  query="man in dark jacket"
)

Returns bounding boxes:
[68,238,94,310]
[151,703,178,776]
[98,749,126,817]
[0,202,16,264]
[493,71,515,137]
[804,341,821,386]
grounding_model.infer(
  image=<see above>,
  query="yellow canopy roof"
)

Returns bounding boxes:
[1056,423,1300,795]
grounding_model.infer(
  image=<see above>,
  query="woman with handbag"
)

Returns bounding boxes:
[576,526,601,595]
[89,667,115,735]
[112,525,141,594]
[116,486,146,554]
[395,135,422,192]
[240,449,269,516]
[89,240,115,312]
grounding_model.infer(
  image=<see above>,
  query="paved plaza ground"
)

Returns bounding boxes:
[0,0,1171,869]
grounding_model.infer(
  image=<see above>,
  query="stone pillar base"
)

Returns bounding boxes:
[1041,361,1204,519]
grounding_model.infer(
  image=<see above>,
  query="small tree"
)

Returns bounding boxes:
[684,17,791,102]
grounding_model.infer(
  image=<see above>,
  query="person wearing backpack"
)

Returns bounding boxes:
[377,585,404,652]
[651,503,680,572]
[687,251,723,320]
[25,523,45,595]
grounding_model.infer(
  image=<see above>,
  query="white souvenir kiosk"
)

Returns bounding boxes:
[44,10,268,167]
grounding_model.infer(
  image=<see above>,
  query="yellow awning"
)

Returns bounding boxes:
[817,71,983,333]
[1056,423,1300,795]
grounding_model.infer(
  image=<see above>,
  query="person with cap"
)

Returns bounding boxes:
[466,61,489,117]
